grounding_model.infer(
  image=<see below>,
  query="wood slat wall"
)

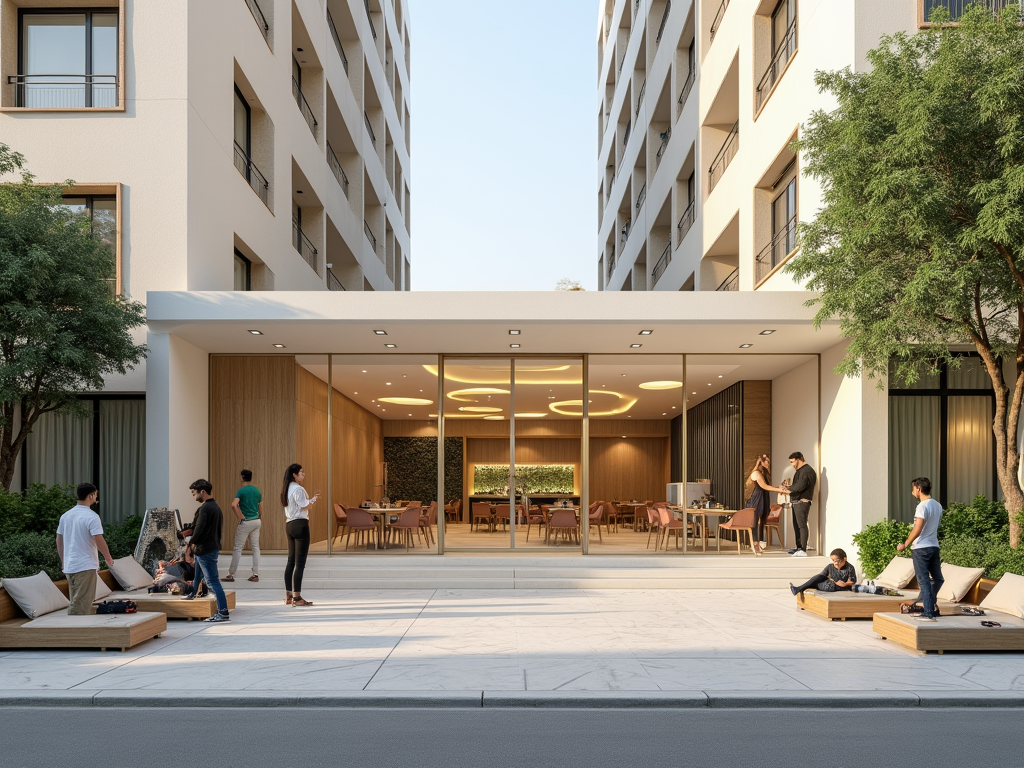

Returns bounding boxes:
[295,366,330,545]
[742,380,773,491]
[589,437,670,506]
[330,389,384,523]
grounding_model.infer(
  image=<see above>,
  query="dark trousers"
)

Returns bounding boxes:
[753,507,769,544]
[791,502,811,551]
[793,574,845,594]
[285,518,311,593]
[194,552,229,615]
[912,546,943,618]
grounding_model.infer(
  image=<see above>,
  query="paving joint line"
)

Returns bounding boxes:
[360,588,437,691]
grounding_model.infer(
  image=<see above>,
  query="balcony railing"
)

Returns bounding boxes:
[620,218,632,242]
[677,200,696,243]
[327,10,349,74]
[710,0,731,40]
[364,0,378,39]
[677,67,695,107]
[656,128,671,165]
[635,78,647,118]
[755,216,798,284]
[717,268,739,292]
[652,240,672,286]
[656,0,672,43]
[327,143,350,198]
[293,219,320,275]
[8,74,117,108]
[292,77,318,136]
[364,112,377,144]
[364,220,378,252]
[233,142,270,206]
[607,252,617,278]
[755,21,797,112]
[327,268,346,291]
[623,119,632,147]
[708,122,739,193]
[635,184,647,212]
[245,0,269,41]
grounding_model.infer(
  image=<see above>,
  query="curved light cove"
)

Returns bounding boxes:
[458,406,503,413]
[482,415,506,421]
[638,381,683,390]
[446,388,511,402]
[514,413,547,418]
[378,397,434,405]
[423,365,579,385]
[549,390,637,417]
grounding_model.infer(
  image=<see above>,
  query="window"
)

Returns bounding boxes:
[755,0,797,113]
[234,249,251,291]
[17,9,118,108]
[63,194,117,293]
[234,85,251,162]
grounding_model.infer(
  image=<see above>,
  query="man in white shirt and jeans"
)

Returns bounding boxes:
[897,476,944,621]
[55,483,116,615]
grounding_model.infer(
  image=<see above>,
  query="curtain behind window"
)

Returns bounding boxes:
[947,396,994,503]
[25,410,93,489]
[99,400,146,524]
[888,396,940,523]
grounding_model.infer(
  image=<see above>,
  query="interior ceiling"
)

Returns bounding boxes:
[297,354,816,422]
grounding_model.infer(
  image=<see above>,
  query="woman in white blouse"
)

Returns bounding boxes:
[280,463,319,606]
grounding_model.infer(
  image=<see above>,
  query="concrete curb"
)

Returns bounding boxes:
[3,689,1024,709]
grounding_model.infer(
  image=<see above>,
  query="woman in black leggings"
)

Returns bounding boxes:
[281,463,319,607]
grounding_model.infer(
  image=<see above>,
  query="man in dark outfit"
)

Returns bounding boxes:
[784,451,817,556]
[183,479,230,622]
[789,549,857,595]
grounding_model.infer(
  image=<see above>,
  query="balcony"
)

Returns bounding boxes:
[652,240,672,286]
[755,21,797,113]
[607,252,617,279]
[364,112,377,145]
[635,78,647,118]
[233,142,270,207]
[327,10,349,74]
[676,200,696,243]
[245,0,269,42]
[364,220,378,252]
[292,77,318,137]
[755,216,797,284]
[293,219,320,275]
[656,0,672,44]
[708,122,739,193]
[620,218,632,242]
[327,268,345,291]
[716,268,739,291]
[635,183,647,211]
[710,0,731,41]
[623,119,632,147]
[656,128,671,166]
[678,67,695,108]
[327,143,350,198]
[8,74,117,109]
[364,0,378,39]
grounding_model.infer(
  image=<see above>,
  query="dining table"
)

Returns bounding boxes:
[670,507,737,553]
[616,501,647,531]
[363,507,408,549]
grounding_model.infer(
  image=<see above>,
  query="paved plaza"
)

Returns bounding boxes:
[3,586,1024,705]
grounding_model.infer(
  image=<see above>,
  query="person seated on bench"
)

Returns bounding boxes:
[790,549,857,596]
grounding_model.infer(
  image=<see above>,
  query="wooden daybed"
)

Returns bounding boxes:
[93,570,236,620]
[873,609,1024,654]
[796,578,994,621]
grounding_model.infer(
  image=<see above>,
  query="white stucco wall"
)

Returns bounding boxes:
[771,357,819,548]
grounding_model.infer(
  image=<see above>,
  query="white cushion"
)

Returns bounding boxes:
[107,557,153,591]
[1,571,70,619]
[94,576,113,601]
[874,556,917,589]
[936,562,984,602]
[980,572,1024,619]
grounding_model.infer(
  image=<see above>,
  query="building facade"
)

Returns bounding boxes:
[1,0,412,520]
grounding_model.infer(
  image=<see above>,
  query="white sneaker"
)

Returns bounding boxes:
[792,550,808,557]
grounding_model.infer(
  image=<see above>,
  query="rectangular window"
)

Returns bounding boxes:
[233,86,251,159]
[62,194,117,294]
[771,177,797,259]
[234,249,251,291]
[18,9,118,108]
[771,0,796,60]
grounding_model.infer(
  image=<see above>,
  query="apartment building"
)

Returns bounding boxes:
[595,0,959,293]
[0,0,411,520]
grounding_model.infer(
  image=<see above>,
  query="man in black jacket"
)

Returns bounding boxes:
[784,452,817,557]
[183,479,230,622]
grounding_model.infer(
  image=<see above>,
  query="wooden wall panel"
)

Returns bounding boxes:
[465,438,582,500]
[589,437,670,506]
[295,366,329,545]
[210,356,295,552]
[742,380,773,490]
[331,389,383,526]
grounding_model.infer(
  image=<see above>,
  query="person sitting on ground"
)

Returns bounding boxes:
[790,549,857,596]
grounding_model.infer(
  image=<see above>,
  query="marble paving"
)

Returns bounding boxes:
[3,588,1024,693]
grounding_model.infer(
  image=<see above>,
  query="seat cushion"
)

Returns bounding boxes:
[107,556,154,591]
[874,556,917,589]
[936,563,984,603]
[1,571,70,619]
[980,572,1024,619]
[94,576,113,601]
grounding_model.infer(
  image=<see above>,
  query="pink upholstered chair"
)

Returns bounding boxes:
[472,501,493,532]
[548,509,579,546]
[588,503,605,543]
[645,505,662,549]
[419,502,437,545]
[525,505,545,541]
[332,503,348,545]
[765,504,783,549]
[656,505,685,551]
[343,508,378,550]
[495,503,512,532]
[717,508,756,554]
[387,507,423,551]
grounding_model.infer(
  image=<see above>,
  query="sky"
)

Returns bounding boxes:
[405,0,598,291]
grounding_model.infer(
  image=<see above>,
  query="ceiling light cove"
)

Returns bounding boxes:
[549,390,637,417]
[458,406,503,413]
[483,415,506,420]
[379,397,433,406]
[638,381,683,390]
[446,388,511,402]
[514,413,547,418]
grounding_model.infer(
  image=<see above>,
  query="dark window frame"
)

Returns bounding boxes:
[233,248,252,291]
[234,84,252,159]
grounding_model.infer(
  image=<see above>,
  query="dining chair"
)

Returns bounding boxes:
[525,505,545,541]
[644,506,661,549]
[387,507,422,551]
[615,502,635,532]
[419,502,437,545]
[471,501,493,533]
[343,508,378,550]
[717,508,756,554]
[332,503,348,546]
[604,502,620,533]
[495,503,512,532]
[548,509,579,546]
[765,504,783,549]
[587,503,605,543]
[657,505,685,551]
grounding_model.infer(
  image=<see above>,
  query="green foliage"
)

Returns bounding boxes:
[105,515,142,560]
[852,519,912,578]
[938,533,997,570]
[473,465,575,494]
[980,541,1024,580]
[0,144,148,489]
[0,483,75,540]
[0,532,63,581]
[939,495,1010,540]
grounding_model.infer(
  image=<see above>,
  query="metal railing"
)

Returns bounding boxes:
[656,128,671,165]
[327,10,349,74]
[755,216,798,284]
[656,0,672,43]
[8,74,117,108]
[245,0,269,41]
[327,268,345,291]
[635,78,647,118]
[327,143,350,198]
[364,220,378,252]
[677,199,696,243]
[293,219,320,275]
[755,21,797,112]
[635,183,647,211]
[717,268,739,292]
[623,119,632,147]
[708,122,739,193]
[710,0,731,40]
[364,112,377,144]
[233,142,270,206]
[677,67,695,107]
[652,240,672,286]
[364,0,378,39]
[620,218,632,242]
[292,76,318,136]
[607,252,617,278]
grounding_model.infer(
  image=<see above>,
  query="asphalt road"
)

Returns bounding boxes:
[4,706,1023,768]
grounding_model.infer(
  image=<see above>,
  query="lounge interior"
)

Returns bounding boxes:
[209,352,819,555]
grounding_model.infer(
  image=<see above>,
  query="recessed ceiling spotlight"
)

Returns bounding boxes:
[385,344,397,348]
[639,330,653,336]
[374,330,387,335]
[510,344,520,348]
[708,383,712,386]
[386,382,392,386]
[362,370,367,373]
[662,412,667,416]
[248,330,263,335]
[273,344,286,348]
[622,435,627,439]
[508,330,521,335]
[408,413,412,416]
[739,344,753,349]
[718,375,723,378]
[672,406,676,409]
[630,344,642,349]
[354,392,358,395]
[692,391,697,395]
[759,330,776,335]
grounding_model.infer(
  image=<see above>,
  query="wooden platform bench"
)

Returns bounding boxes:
[796,578,994,621]
[94,570,236,620]
[873,610,1024,654]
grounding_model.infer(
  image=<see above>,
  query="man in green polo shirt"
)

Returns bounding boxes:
[224,469,262,583]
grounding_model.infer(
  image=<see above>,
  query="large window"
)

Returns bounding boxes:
[233,248,251,291]
[755,174,797,284]
[18,9,118,108]
[63,194,117,294]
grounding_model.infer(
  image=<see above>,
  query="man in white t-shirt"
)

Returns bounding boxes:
[896,476,944,621]
[55,483,116,615]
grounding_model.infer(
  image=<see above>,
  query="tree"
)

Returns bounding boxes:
[555,278,585,291]
[0,144,147,490]
[788,4,1024,546]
